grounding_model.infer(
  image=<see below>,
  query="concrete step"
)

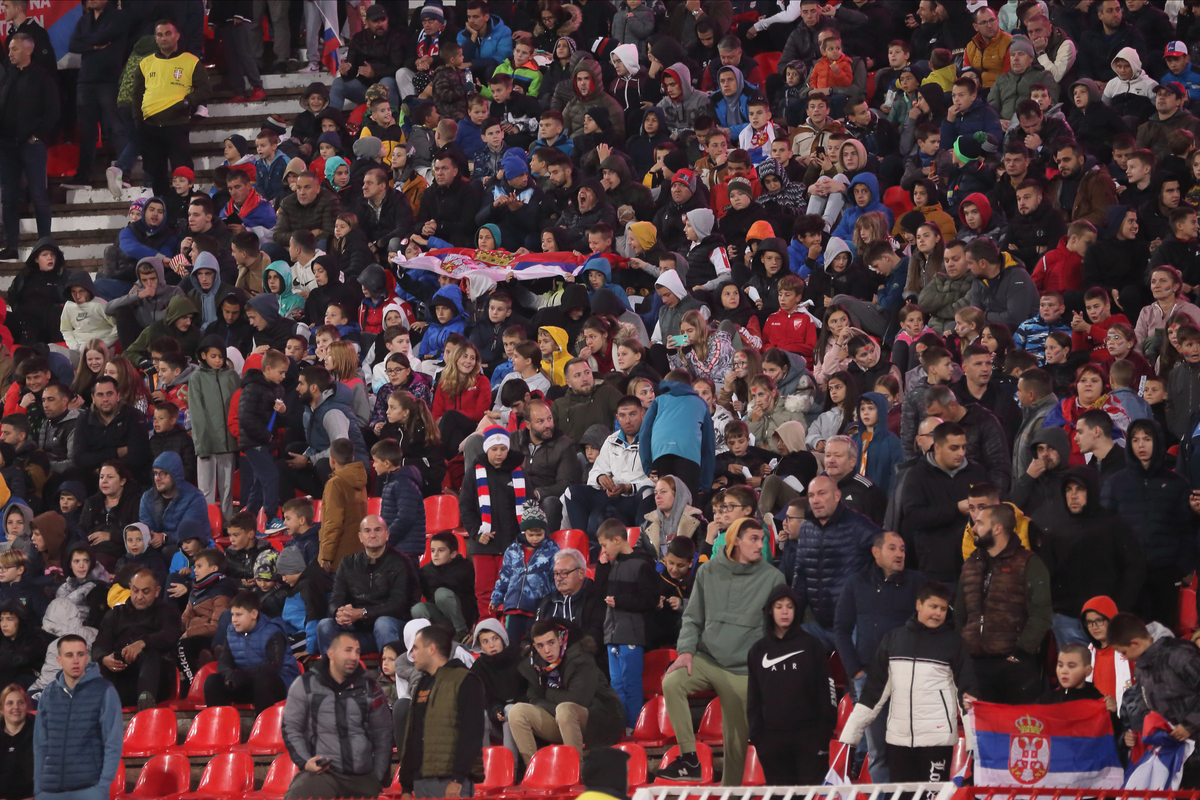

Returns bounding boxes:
[18,212,125,235]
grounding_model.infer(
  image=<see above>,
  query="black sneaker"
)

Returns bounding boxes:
[137,691,155,712]
[657,751,702,782]
[0,249,18,261]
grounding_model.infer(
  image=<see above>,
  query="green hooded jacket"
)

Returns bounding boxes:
[264,261,305,319]
[123,295,201,364]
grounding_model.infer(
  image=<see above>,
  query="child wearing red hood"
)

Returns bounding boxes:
[956,192,1005,243]
[1031,221,1095,293]
[1081,595,1127,707]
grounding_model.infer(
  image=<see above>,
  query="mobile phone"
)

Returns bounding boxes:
[315,757,331,768]
[816,146,826,155]
[668,334,688,347]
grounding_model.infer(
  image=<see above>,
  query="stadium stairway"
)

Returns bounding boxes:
[0,69,335,291]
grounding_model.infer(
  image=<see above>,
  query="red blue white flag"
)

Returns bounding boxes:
[318,9,341,75]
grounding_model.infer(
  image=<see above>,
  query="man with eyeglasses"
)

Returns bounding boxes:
[833,531,925,783]
[535,549,607,672]
[774,497,806,585]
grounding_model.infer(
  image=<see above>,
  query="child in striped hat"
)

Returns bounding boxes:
[462,426,527,620]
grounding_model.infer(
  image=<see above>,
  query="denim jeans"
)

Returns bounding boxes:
[1052,613,1089,648]
[331,76,400,111]
[608,644,644,729]
[316,615,402,653]
[0,138,50,248]
[801,621,838,654]
[114,106,141,177]
[851,673,891,782]
[563,484,644,542]
[77,82,127,178]
[241,446,280,519]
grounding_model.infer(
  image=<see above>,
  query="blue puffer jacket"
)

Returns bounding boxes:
[830,173,894,247]
[417,284,470,359]
[33,662,123,794]
[456,15,513,72]
[139,451,210,544]
[850,393,906,495]
[491,535,560,613]
[225,614,301,686]
[790,502,880,629]
[1102,419,1196,573]
[380,465,425,556]
[303,382,369,465]
[641,380,717,489]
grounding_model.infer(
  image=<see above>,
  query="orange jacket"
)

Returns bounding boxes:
[809,55,855,89]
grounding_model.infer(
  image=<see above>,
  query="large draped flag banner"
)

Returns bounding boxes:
[395,249,603,282]
[972,700,1124,790]
[1123,712,1195,790]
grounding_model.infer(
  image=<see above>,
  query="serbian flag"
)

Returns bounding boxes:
[318,8,341,75]
[824,742,852,786]
[972,700,1124,790]
[1123,712,1195,790]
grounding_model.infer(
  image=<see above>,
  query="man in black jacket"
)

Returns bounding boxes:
[821,437,886,525]
[1077,0,1145,83]
[952,343,1022,444]
[329,5,405,112]
[355,167,413,258]
[415,155,483,247]
[0,32,58,259]
[69,376,153,484]
[92,569,183,709]
[67,0,127,186]
[513,400,581,532]
[899,421,990,594]
[924,385,1012,496]
[316,515,413,655]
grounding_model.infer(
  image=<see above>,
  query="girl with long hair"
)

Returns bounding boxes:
[387,390,446,497]
[693,376,734,453]
[103,358,151,414]
[980,322,1015,366]
[433,341,491,462]
[718,346,763,416]
[579,315,619,374]
[71,339,110,407]
[670,310,734,383]
[614,337,662,389]
[903,221,945,298]
[370,353,433,436]
[806,370,860,451]
[324,340,370,426]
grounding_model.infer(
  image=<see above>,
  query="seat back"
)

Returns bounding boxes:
[612,742,649,791]
[656,743,714,784]
[262,754,300,793]
[654,694,677,739]
[110,760,125,800]
[549,529,590,562]
[187,662,218,705]
[477,746,516,791]
[641,649,676,698]
[425,494,460,532]
[367,497,382,516]
[195,752,256,795]
[629,695,666,742]
[834,693,854,736]
[207,504,222,540]
[184,705,242,748]
[697,697,722,739]
[1180,585,1198,637]
[754,51,781,75]
[743,745,766,786]
[247,703,286,749]
[123,708,177,756]
[313,499,322,521]
[521,744,581,790]
[130,753,191,798]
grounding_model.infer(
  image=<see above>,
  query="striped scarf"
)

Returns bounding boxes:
[476,463,525,530]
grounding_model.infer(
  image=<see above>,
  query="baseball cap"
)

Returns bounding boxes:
[1156,82,1186,98]
[1166,41,1189,58]
[366,5,388,21]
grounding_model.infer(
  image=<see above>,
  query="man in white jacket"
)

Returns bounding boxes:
[563,396,654,537]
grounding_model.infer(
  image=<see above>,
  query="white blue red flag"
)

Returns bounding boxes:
[824,742,852,786]
[319,9,341,74]
[1124,712,1195,790]
[396,249,597,283]
[972,700,1124,790]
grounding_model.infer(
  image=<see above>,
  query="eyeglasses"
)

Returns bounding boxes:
[717,504,749,512]
[385,367,408,376]
[553,568,581,579]
[1085,618,1107,628]
[785,515,804,522]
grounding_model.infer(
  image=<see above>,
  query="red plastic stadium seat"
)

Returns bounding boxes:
[176,752,255,800]
[231,702,286,755]
[501,745,581,795]
[368,496,382,516]
[124,753,191,799]
[122,708,178,758]
[754,51,781,76]
[167,662,216,711]
[243,754,299,800]
[743,745,766,786]
[476,746,517,795]
[627,527,639,545]
[865,70,876,101]
[654,743,715,785]
[613,742,649,792]
[313,499,322,521]
[208,504,222,540]
[110,760,126,800]
[425,494,460,533]
[641,649,677,698]
[170,705,242,756]
[623,695,675,748]
[696,698,723,745]
[951,738,968,777]
[834,693,854,736]
[549,529,590,563]
[1179,586,1198,637]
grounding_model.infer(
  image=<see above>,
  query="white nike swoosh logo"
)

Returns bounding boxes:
[762,650,804,668]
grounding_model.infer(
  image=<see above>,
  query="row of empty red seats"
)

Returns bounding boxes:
[112,752,297,800]
[124,702,286,759]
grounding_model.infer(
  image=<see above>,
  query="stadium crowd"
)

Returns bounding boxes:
[16,0,1200,797]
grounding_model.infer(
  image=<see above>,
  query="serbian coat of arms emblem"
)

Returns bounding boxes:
[173,68,184,80]
[1009,713,1050,784]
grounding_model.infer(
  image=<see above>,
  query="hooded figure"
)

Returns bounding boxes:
[559,178,619,251]
[658,63,710,137]
[323,155,350,194]
[599,154,654,221]
[709,65,756,138]
[684,208,731,291]
[1082,205,1150,318]
[746,584,836,786]
[1067,78,1131,164]
[744,237,792,321]
[956,191,1007,244]
[580,256,632,313]
[122,294,202,365]
[111,198,180,281]
[755,158,806,232]
[30,510,67,571]
[637,473,705,558]
[850,393,905,495]
[418,284,470,359]
[1101,46,1158,119]
[263,261,304,320]
[245,293,297,353]
[469,617,527,725]
[1009,424,1072,519]
[114,522,169,588]
[626,107,670,179]
[61,270,119,350]
[538,325,572,386]
[563,59,624,140]
[137,451,210,546]
[304,255,359,326]
[830,173,893,248]
[1037,466,1145,619]
[650,269,705,347]
[10,238,69,345]
[187,252,242,331]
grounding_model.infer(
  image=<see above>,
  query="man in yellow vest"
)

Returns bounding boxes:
[131,19,212,200]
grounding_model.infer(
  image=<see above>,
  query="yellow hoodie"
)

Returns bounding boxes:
[962,501,1033,559]
[540,326,571,386]
[923,63,957,92]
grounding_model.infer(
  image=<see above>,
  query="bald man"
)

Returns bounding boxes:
[790,476,881,652]
[317,514,415,652]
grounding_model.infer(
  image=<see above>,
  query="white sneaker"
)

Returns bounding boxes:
[298,63,321,73]
[106,166,122,200]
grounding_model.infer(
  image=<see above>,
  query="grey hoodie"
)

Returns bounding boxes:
[659,62,709,135]
[104,256,184,328]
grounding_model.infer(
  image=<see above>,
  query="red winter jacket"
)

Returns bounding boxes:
[762,308,818,360]
[1030,237,1082,292]
[432,374,492,422]
[1072,311,1131,361]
